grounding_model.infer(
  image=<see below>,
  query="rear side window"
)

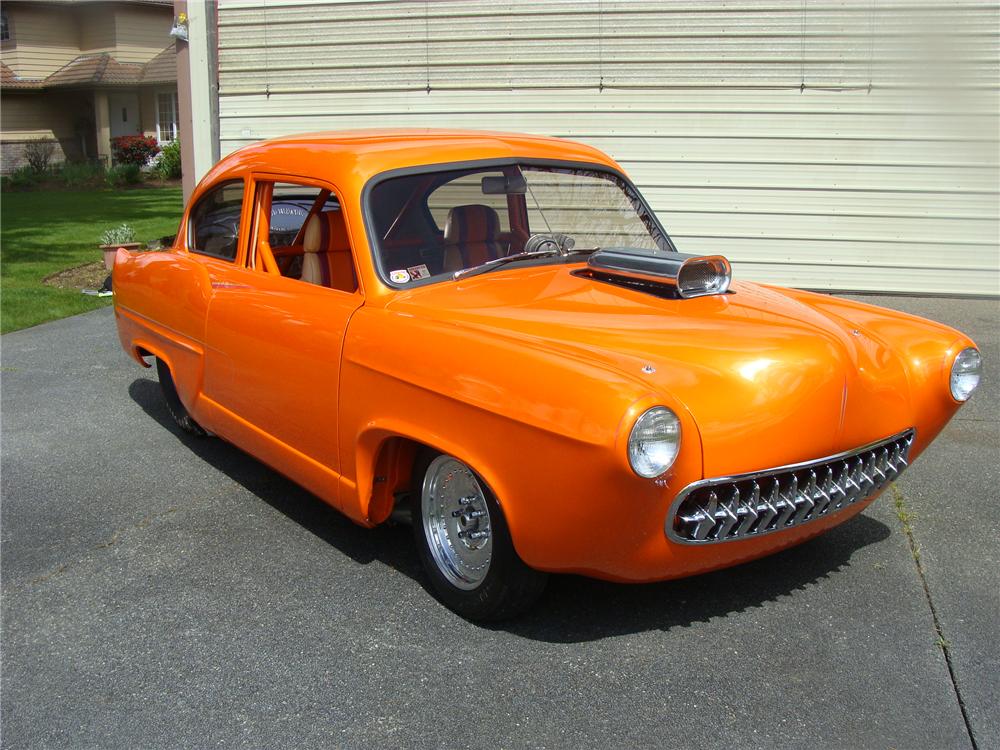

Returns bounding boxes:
[188,180,245,260]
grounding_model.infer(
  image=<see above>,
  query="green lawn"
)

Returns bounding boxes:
[0,187,183,333]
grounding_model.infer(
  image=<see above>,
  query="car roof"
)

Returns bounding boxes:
[204,129,622,192]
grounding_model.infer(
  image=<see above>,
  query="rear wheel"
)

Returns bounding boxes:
[413,452,547,620]
[155,358,207,437]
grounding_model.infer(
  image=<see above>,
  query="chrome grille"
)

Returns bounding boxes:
[667,430,915,544]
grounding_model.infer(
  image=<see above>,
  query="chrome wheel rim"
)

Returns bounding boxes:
[421,455,493,590]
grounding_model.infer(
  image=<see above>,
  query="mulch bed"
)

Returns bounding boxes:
[43,262,110,291]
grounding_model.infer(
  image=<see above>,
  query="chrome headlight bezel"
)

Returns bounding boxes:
[628,406,682,479]
[950,347,982,402]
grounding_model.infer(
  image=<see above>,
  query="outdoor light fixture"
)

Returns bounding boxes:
[169,12,189,42]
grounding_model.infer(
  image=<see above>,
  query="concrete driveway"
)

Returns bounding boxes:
[2,295,997,749]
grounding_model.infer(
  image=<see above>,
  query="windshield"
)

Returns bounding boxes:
[366,162,674,287]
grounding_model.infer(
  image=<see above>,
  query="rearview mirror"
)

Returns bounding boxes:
[482,173,527,195]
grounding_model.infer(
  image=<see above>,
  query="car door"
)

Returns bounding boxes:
[200,175,364,506]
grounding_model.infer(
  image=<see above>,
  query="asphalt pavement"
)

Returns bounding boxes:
[1,294,997,749]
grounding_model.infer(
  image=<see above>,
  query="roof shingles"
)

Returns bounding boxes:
[2,62,42,89]
[1,47,175,90]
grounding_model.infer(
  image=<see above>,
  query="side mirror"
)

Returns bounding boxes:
[482,173,527,195]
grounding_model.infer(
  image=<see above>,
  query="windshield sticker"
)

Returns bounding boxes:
[389,269,410,284]
[407,264,431,280]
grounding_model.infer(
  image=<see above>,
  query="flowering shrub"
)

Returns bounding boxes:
[111,135,160,167]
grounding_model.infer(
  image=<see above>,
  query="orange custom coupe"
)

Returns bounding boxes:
[113,130,982,620]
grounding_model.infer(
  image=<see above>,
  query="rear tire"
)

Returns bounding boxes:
[412,451,547,620]
[155,358,207,437]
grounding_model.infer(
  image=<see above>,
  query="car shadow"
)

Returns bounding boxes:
[129,377,893,644]
[499,516,889,642]
[128,377,418,571]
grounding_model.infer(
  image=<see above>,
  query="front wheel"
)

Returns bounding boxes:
[413,453,547,620]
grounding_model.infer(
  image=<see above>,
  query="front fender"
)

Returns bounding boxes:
[778,288,977,459]
[338,306,703,572]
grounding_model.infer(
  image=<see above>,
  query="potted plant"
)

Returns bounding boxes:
[99,224,141,270]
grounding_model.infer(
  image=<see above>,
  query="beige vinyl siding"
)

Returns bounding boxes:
[0,5,80,79]
[1,3,171,76]
[216,0,1000,295]
[79,6,118,53]
[0,91,86,141]
[111,5,173,64]
[0,90,95,169]
[0,92,62,139]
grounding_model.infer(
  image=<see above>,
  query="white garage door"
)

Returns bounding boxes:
[215,0,999,295]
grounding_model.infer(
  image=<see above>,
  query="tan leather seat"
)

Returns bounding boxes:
[442,205,504,272]
[300,212,357,292]
[300,214,326,286]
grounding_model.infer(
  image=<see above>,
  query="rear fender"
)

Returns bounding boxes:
[113,248,209,419]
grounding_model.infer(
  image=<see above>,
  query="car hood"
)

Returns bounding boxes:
[386,265,914,476]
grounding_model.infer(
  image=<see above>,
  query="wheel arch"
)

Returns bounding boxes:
[128,336,203,419]
[130,342,160,369]
[353,419,514,530]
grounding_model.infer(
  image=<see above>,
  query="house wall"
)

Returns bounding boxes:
[79,5,118,54]
[0,4,80,79]
[213,0,1000,296]
[0,2,175,172]
[112,4,173,64]
[0,1,172,81]
[0,86,165,173]
[0,90,95,170]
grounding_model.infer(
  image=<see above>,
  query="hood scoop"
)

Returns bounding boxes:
[579,248,733,299]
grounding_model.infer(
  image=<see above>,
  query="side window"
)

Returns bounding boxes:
[269,183,332,247]
[427,172,511,232]
[188,180,245,260]
[257,181,357,294]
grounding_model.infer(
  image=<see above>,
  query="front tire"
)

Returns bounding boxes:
[413,452,547,620]
[155,358,207,437]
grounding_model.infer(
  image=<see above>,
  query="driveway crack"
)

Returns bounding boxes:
[891,483,979,750]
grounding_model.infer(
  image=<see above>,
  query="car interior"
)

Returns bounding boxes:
[195,166,666,292]
[367,164,666,284]
[370,168,532,279]
[253,184,359,294]
[251,171,531,290]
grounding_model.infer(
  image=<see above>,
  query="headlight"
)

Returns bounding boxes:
[628,407,681,478]
[950,347,982,402]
